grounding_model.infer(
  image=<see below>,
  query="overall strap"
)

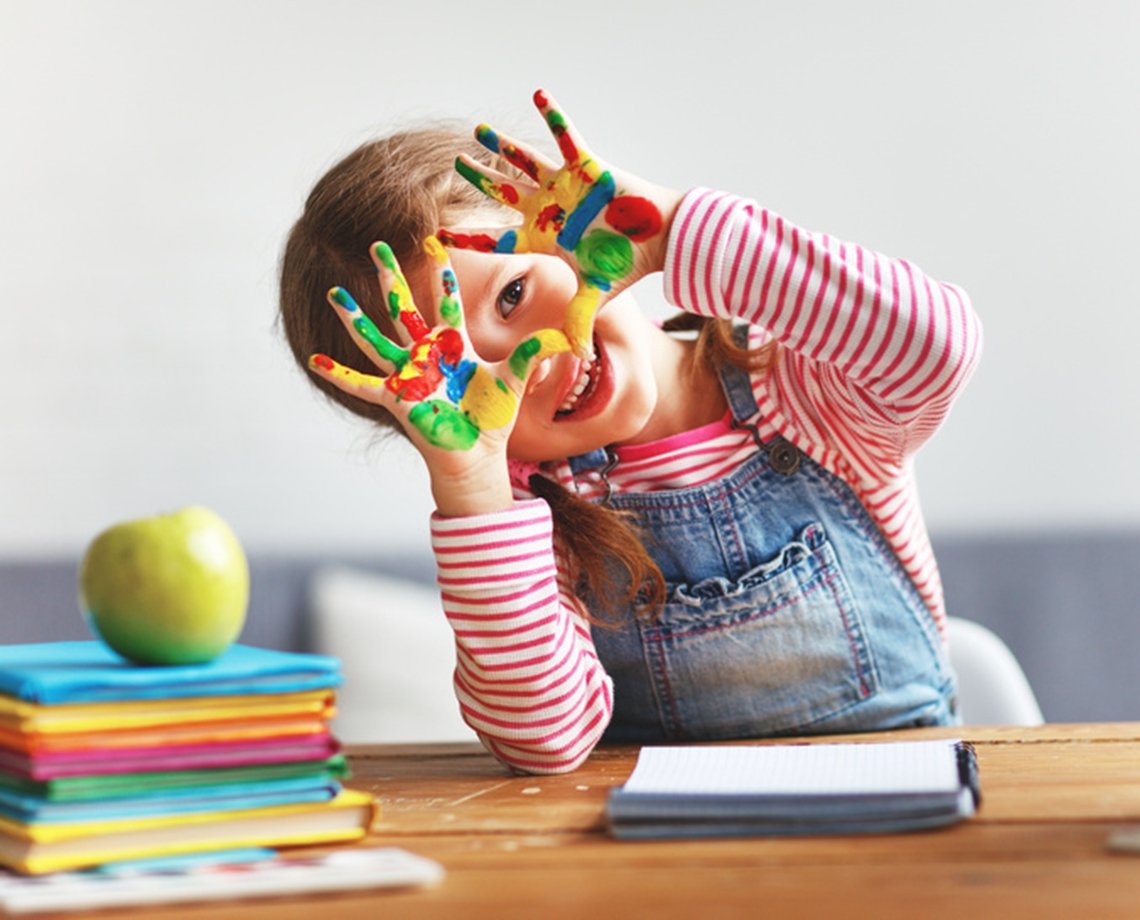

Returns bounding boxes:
[718,324,763,424]
[719,324,801,476]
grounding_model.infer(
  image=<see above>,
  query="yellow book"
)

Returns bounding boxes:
[0,789,378,874]
[0,689,336,734]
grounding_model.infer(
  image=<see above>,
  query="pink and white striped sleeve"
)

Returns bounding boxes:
[664,188,982,480]
[430,500,614,774]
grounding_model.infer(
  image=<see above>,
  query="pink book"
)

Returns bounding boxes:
[0,736,340,780]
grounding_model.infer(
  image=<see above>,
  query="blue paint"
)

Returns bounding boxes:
[329,287,360,313]
[495,230,518,254]
[442,357,478,404]
[556,171,616,252]
[476,124,501,154]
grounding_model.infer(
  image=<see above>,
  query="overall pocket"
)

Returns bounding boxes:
[641,522,880,739]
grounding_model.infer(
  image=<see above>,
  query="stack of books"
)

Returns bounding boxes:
[0,642,378,874]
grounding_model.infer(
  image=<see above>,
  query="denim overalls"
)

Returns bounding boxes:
[570,343,958,743]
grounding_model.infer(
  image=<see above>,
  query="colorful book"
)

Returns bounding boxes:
[0,643,341,704]
[0,789,379,874]
[0,689,337,734]
[0,735,340,780]
[0,775,341,823]
[0,717,333,756]
[0,755,348,803]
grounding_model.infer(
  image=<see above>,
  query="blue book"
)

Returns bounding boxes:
[0,776,342,823]
[0,643,342,704]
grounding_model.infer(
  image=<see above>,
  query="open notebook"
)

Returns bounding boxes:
[606,739,980,839]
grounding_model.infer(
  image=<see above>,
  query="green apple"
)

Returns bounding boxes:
[78,506,249,666]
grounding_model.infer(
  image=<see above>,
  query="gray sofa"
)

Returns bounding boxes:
[3,530,1137,724]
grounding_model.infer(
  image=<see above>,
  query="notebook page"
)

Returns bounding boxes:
[621,741,963,796]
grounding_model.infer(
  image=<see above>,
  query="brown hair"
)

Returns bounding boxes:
[278,127,776,624]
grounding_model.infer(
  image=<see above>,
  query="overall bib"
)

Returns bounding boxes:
[571,345,958,743]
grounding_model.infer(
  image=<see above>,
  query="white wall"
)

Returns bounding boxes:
[2,0,1138,557]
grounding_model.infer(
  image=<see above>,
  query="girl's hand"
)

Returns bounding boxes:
[441,89,681,358]
[309,237,569,514]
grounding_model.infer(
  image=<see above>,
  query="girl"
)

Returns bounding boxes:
[279,90,982,775]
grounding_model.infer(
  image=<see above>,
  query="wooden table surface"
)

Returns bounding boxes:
[90,724,1140,919]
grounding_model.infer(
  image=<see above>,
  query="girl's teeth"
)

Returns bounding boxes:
[558,358,595,413]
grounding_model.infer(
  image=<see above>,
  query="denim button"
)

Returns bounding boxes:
[768,438,801,475]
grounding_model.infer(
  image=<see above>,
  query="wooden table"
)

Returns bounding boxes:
[118,724,1140,918]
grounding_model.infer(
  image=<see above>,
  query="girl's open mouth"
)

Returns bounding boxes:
[553,338,612,422]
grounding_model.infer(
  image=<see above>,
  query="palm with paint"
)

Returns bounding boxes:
[441,89,675,358]
[309,237,568,462]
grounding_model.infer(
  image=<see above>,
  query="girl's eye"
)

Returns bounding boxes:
[497,277,525,318]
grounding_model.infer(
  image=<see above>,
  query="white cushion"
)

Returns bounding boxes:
[308,566,475,743]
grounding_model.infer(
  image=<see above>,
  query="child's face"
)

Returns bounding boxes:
[412,249,662,463]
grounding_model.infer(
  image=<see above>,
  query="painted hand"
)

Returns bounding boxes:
[440,89,672,358]
[309,237,569,455]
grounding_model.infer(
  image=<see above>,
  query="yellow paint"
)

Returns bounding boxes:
[531,328,571,360]
[564,286,601,358]
[422,235,449,265]
[459,367,517,431]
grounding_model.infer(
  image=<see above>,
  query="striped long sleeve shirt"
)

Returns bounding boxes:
[430,188,982,774]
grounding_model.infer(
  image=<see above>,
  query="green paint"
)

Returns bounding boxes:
[496,378,509,394]
[353,315,407,368]
[509,337,542,379]
[372,242,399,271]
[454,157,493,196]
[575,229,634,286]
[408,400,479,451]
[440,296,461,328]
[545,110,568,132]
[388,290,401,320]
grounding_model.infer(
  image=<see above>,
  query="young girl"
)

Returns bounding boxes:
[279,90,982,775]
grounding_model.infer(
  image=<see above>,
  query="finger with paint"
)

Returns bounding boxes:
[422,235,467,329]
[308,352,388,403]
[453,156,535,214]
[474,123,559,186]
[371,241,431,342]
[531,89,601,183]
[324,285,411,373]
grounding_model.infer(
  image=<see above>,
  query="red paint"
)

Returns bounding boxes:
[504,144,540,182]
[604,196,663,242]
[536,203,565,233]
[311,354,334,371]
[533,90,579,164]
[401,311,431,341]
[384,328,463,403]
[554,129,579,165]
[437,229,499,253]
[435,327,464,365]
[497,183,520,205]
[387,372,436,402]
